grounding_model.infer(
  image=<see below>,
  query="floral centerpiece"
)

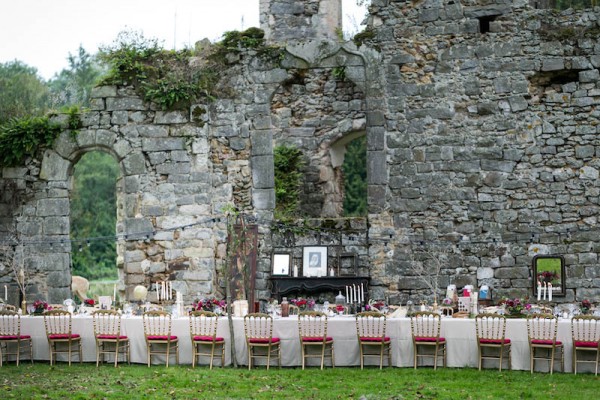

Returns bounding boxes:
[33,299,49,314]
[84,298,95,307]
[365,300,386,312]
[581,299,592,315]
[539,271,559,284]
[499,298,531,317]
[193,297,226,314]
[290,297,315,311]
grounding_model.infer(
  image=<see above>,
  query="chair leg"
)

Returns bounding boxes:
[248,347,252,370]
[498,346,503,371]
[114,342,119,367]
[530,346,534,374]
[320,344,325,370]
[147,343,151,367]
[266,345,271,370]
[550,347,555,375]
[477,345,482,371]
[379,344,384,369]
[359,343,364,370]
[331,343,335,368]
[301,343,305,370]
[413,343,417,369]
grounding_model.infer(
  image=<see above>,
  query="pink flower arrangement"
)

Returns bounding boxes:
[290,298,315,311]
[193,297,226,313]
[33,299,49,313]
[499,298,531,315]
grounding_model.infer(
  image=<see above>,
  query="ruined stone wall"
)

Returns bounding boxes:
[366,0,600,302]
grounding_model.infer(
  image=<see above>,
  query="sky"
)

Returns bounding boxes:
[0,0,366,81]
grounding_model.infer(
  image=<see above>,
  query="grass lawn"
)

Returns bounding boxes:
[1,364,599,399]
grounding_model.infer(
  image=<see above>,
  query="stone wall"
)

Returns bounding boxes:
[1,0,600,306]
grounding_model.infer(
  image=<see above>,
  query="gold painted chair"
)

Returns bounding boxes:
[244,313,280,370]
[189,311,225,369]
[526,313,563,374]
[410,311,446,369]
[143,310,179,367]
[43,309,82,366]
[288,304,300,316]
[0,310,32,367]
[2,304,17,312]
[475,313,511,371]
[298,311,334,370]
[92,309,130,367]
[355,311,391,369]
[571,315,600,375]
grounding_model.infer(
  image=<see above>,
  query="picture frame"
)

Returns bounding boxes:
[302,246,328,277]
[272,252,291,276]
[532,255,566,297]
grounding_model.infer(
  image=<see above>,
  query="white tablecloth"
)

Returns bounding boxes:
[19,315,580,371]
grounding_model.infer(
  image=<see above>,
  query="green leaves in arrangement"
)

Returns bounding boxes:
[0,116,62,167]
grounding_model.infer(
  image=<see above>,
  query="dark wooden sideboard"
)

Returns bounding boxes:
[270,276,370,300]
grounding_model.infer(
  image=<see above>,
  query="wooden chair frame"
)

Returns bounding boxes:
[475,313,511,371]
[143,310,179,367]
[298,311,334,369]
[43,309,82,366]
[526,313,563,374]
[355,311,391,369]
[92,309,130,367]
[189,311,225,369]
[244,313,281,370]
[0,310,32,367]
[571,315,600,375]
[410,311,446,370]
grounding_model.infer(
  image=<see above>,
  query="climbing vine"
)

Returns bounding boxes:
[274,145,304,220]
[0,116,63,167]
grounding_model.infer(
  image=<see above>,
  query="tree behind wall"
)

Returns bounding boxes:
[342,135,367,216]
[70,151,119,280]
[0,61,49,125]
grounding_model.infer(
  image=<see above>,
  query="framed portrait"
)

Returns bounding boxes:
[532,255,566,297]
[272,253,291,276]
[302,246,328,277]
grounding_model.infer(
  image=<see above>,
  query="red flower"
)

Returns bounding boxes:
[84,298,95,307]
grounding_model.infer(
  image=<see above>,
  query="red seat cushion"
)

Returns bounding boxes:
[147,335,178,341]
[48,334,80,340]
[531,339,562,345]
[360,336,390,343]
[97,334,128,340]
[574,341,600,348]
[480,338,510,345]
[302,336,333,342]
[193,335,224,342]
[0,335,31,340]
[415,336,446,343]
[248,337,280,344]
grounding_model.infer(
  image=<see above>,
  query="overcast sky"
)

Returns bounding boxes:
[0,0,366,80]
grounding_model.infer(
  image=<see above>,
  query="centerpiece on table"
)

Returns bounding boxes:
[193,297,226,315]
[580,299,593,315]
[290,297,315,311]
[32,299,49,315]
[499,297,531,318]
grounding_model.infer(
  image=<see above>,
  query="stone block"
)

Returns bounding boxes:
[368,151,387,185]
[251,131,273,156]
[106,97,146,111]
[253,188,275,210]
[541,58,565,71]
[39,151,70,181]
[251,155,274,189]
[142,138,185,151]
[123,153,147,175]
[579,69,599,83]
[154,111,188,124]
[37,198,69,217]
[91,86,117,98]
[137,125,169,137]
[44,217,69,235]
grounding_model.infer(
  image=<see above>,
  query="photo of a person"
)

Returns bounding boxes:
[302,247,327,277]
[309,253,320,268]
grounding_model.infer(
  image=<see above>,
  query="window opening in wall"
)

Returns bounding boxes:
[478,15,498,34]
[342,0,369,39]
[342,135,367,217]
[274,144,304,220]
[70,151,119,296]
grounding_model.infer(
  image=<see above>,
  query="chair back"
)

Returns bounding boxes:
[475,313,506,341]
[0,310,21,336]
[143,310,172,338]
[411,311,442,339]
[527,313,558,342]
[244,313,274,341]
[43,309,73,336]
[298,311,328,339]
[356,311,387,339]
[571,315,600,343]
[189,311,219,338]
[288,304,300,316]
[92,309,122,337]
[1,305,17,312]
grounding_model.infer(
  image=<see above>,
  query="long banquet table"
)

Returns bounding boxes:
[19,315,584,372]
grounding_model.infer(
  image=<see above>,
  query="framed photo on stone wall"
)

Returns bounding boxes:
[302,246,328,277]
[272,252,291,276]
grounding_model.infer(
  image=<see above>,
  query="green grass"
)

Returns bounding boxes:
[1,364,599,399]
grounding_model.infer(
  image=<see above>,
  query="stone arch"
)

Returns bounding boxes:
[261,43,375,218]
[328,130,367,215]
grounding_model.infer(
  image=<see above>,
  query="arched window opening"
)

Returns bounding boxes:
[70,151,119,297]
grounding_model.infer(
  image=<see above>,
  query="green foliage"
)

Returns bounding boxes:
[98,30,219,110]
[342,136,367,217]
[215,28,265,53]
[70,151,119,281]
[0,116,62,167]
[332,66,346,81]
[0,60,50,125]
[48,45,104,108]
[274,145,304,220]
[353,28,376,47]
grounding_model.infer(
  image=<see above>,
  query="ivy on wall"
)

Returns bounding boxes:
[274,145,304,220]
[0,116,62,168]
